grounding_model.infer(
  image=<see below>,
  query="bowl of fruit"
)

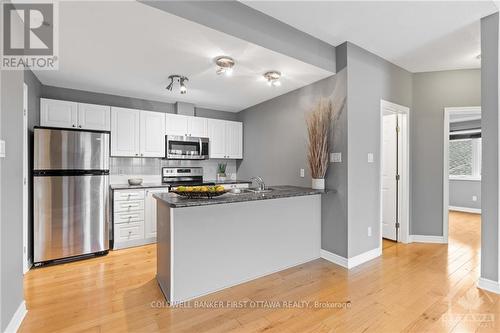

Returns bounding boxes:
[171,185,227,199]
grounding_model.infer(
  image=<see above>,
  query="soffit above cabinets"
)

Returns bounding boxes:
[33,1,333,112]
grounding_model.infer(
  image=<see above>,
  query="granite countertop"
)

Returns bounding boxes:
[110,179,252,190]
[153,185,324,208]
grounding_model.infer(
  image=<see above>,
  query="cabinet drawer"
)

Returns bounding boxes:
[114,189,145,201]
[114,211,145,224]
[114,222,144,242]
[114,200,144,212]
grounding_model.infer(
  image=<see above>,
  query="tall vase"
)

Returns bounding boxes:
[312,178,325,190]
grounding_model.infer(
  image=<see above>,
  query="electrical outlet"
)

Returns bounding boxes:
[472,195,478,202]
[368,227,372,237]
[367,153,374,163]
[330,152,342,163]
[300,168,305,178]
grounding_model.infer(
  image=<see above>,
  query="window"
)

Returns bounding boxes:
[449,138,481,180]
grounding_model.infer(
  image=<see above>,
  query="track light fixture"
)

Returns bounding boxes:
[263,71,282,87]
[166,75,189,94]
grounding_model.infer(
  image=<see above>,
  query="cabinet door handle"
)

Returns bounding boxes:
[72,124,76,127]
[78,125,82,128]
[141,153,143,157]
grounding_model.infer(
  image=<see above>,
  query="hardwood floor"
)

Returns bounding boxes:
[20,211,499,332]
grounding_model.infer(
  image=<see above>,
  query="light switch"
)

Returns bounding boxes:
[330,152,342,163]
[0,140,5,158]
[472,195,478,202]
[300,168,305,178]
[367,153,374,163]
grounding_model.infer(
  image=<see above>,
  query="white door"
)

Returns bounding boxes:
[188,117,207,137]
[207,118,227,158]
[382,114,398,241]
[145,188,168,239]
[140,111,166,157]
[225,121,243,159]
[165,113,189,136]
[23,83,29,274]
[111,107,140,157]
[40,98,78,128]
[78,103,111,131]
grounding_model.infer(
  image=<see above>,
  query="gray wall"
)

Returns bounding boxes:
[412,69,481,236]
[0,5,25,330]
[41,85,237,121]
[449,180,481,210]
[480,13,499,282]
[236,69,348,257]
[344,42,413,257]
[141,0,336,72]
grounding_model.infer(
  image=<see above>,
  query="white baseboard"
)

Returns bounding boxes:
[478,277,500,294]
[348,247,382,269]
[409,235,447,244]
[321,247,382,269]
[449,206,481,214]
[320,249,348,268]
[4,301,26,333]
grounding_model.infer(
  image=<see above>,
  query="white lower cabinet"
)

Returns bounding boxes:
[145,188,169,239]
[113,187,168,249]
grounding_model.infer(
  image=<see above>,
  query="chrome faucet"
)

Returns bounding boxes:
[250,176,266,191]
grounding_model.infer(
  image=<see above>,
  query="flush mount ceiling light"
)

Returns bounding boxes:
[215,56,235,76]
[166,75,189,94]
[263,71,282,87]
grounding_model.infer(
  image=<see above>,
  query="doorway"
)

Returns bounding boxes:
[443,107,481,243]
[380,100,410,247]
[23,82,30,274]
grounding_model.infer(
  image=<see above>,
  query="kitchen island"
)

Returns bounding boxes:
[154,186,323,304]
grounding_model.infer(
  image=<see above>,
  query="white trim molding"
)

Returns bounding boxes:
[321,247,382,269]
[478,277,500,294]
[409,235,448,244]
[4,301,26,333]
[449,206,482,214]
[320,249,348,268]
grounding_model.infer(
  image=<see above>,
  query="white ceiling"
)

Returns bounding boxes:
[34,1,333,112]
[243,1,498,73]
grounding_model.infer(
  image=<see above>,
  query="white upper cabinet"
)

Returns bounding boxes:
[111,107,140,157]
[111,108,165,157]
[207,119,227,159]
[225,121,243,159]
[165,113,208,137]
[188,117,207,137]
[207,119,242,159]
[41,99,110,131]
[77,103,111,131]
[140,111,166,157]
[41,99,78,129]
[165,114,189,136]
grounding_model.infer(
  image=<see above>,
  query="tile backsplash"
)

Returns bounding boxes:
[110,158,237,181]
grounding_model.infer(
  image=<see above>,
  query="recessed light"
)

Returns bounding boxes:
[215,56,235,76]
[263,71,281,87]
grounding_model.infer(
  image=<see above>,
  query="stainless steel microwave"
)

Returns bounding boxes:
[165,135,209,160]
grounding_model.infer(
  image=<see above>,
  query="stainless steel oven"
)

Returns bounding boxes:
[165,135,209,160]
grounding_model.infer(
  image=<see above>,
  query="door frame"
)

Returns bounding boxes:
[380,100,410,246]
[23,82,30,274]
[443,106,481,244]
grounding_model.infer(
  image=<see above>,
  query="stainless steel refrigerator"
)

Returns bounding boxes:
[33,127,110,264]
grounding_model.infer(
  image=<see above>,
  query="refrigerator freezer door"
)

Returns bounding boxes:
[34,174,109,262]
[34,128,109,170]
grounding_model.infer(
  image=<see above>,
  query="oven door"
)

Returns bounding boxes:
[165,135,208,160]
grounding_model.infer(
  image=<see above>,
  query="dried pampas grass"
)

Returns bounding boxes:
[306,98,339,179]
